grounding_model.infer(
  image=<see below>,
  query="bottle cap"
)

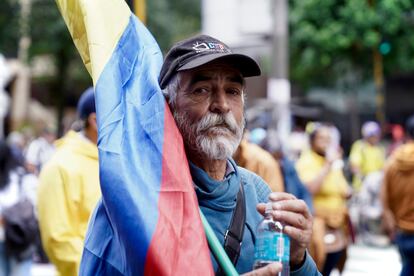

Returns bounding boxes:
[265,202,273,214]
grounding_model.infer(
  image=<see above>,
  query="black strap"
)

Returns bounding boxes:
[216,183,246,275]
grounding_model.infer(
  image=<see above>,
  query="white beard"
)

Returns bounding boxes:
[173,111,244,160]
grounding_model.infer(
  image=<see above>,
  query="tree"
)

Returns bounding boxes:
[0,0,201,133]
[146,0,201,53]
[29,0,91,134]
[0,0,20,57]
[289,0,414,88]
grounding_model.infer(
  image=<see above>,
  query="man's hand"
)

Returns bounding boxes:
[257,192,313,268]
[242,263,282,276]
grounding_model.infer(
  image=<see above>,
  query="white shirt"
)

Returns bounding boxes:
[25,137,55,169]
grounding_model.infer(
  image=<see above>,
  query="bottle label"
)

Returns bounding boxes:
[254,232,290,262]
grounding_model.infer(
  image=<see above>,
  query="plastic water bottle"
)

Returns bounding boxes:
[253,202,290,275]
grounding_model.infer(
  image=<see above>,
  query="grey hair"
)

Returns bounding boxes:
[162,73,247,105]
[162,74,181,106]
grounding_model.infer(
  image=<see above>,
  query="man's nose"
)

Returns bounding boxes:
[209,90,230,114]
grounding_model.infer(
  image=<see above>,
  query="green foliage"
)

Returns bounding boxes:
[289,0,414,88]
[147,0,201,53]
[0,0,200,86]
[29,0,91,134]
[0,0,200,133]
[29,0,89,83]
[0,0,20,57]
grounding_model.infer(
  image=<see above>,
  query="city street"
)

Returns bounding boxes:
[334,243,401,276]
[32,242,402,276]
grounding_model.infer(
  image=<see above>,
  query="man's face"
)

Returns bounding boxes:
[171,61,245,160]
[366,135,380,145]
[312,127,332,156]
[43,132,56,144]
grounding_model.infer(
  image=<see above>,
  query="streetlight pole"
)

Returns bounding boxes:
[373,49,385,127]
[368,0,386,127]
[126,0,146,24]
[267,0,290,148]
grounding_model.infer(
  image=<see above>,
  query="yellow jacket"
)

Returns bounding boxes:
[37,131,100,276]
[349,139,385,190]
[296,150,348,228]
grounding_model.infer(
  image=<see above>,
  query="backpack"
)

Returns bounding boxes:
[2,172,39,261]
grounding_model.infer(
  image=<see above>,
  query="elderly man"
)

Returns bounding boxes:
[82,33,318,275]
[160,35,312,272]
[160,36,316,274]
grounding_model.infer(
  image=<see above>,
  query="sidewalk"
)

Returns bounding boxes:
[333,242,401,276]
[32,263,55,276]
[32,243,402,276]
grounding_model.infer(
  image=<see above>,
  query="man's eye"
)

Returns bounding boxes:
[193,87,210,94]
[227,88,241,96]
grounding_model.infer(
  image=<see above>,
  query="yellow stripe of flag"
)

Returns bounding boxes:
[55,0,131,84]
[134,0,146,24]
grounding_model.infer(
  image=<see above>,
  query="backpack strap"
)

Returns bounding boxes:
[216,182,246,275]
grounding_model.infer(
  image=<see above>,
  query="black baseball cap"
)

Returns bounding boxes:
[159,34,261,89]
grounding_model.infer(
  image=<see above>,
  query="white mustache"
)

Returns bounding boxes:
[196,112,239,135]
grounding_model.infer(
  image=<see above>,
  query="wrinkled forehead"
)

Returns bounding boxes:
[179,63,245,86]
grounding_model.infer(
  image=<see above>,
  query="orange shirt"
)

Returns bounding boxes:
[383,142,414,232]
[233,140,284,192]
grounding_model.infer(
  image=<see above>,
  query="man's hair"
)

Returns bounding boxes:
[162,73,246,107]
[162,74,180,106]
[83,116,91,129]
[71,114,93,132]
[309,123,324,143]
[406,114,414,139]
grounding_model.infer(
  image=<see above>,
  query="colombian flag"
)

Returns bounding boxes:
[55,0,213,275]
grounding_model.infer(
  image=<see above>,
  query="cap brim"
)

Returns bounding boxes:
[178,53,261,77]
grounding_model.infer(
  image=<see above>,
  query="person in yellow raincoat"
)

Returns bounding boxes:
[37,88,100,276]
[349,121,385,191]
[296,124,351,276]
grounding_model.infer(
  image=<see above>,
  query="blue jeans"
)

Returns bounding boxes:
[395,231,414,276]
[0,242,32,276]
[322,249,344,276]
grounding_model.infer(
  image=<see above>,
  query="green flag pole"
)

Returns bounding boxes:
[199,209,239,276]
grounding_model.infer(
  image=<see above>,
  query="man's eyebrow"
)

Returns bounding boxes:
[227,75,244,85]
[189,74,212,87]
[188,73,244,87]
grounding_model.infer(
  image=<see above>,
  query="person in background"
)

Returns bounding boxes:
[296,124,350,276]
[263,129,327,270]
[387,124,405,156]
[0,141,34,276]
[381,115,414,276]
[349,121,385,192]
[233,134,284,193]
[25,127,56,176]
[6,131,26,167]
[37,88,100,276]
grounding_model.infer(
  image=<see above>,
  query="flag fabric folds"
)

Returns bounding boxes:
[55,0,214,275]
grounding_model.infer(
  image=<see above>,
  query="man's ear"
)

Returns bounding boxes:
[88,112,98,130]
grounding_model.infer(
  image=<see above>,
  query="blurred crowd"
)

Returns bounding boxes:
[1,127,55,276]
[236,117,414,276]
[0,86,413,276]
[0,88,99,276]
